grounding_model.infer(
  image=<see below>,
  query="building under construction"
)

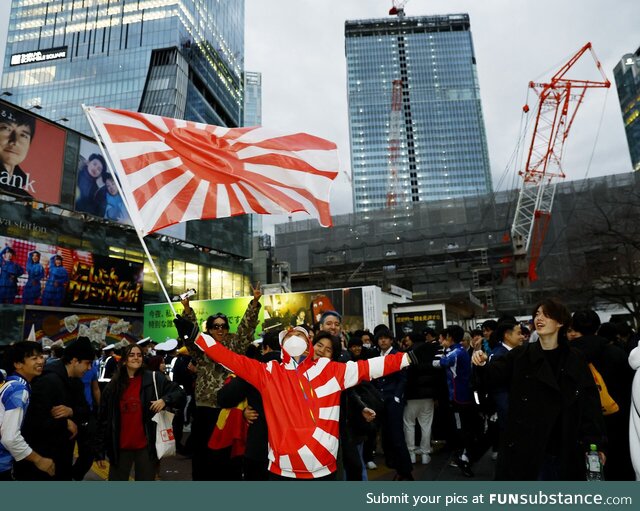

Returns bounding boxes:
[273,171,640,322]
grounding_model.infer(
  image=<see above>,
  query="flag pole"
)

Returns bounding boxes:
[81,104,177,317]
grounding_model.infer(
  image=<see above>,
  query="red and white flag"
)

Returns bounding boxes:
[84,107,339,235]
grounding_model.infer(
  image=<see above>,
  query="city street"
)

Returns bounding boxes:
[83,438,496,482]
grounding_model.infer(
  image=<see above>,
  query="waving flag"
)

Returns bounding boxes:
[84,107,339,235]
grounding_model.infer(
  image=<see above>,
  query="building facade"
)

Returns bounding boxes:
[0,2,255,345]
[0,99,252,346]
[243,70,262,127]
[614,46,640,171]
[0,0,252,263]
[2,0,244,133]
[345,13,493,213]
[243,70,263,236]
[274,172,640,323]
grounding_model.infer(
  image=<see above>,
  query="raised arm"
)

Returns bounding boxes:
[194,332,266,391]
[232,283,262,351]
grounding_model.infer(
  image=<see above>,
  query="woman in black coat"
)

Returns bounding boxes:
[96,344,185,480]
[472,298,605,480]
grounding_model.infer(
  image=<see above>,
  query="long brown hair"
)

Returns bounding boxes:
[108,343,145,399]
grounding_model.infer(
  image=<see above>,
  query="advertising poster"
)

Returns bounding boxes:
[66,254,143,312]
[0,234,143,311]
[0,101,65,203]
[23,309,143,347]
[74,137,131,225]
[390,303,446,338]
[144,297,266,342]
[143,288,367,341]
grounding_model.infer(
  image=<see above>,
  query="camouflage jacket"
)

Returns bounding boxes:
[184,300,260,408]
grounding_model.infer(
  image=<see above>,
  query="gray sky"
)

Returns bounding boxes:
[245,0,638,232]
[2,1,637,233]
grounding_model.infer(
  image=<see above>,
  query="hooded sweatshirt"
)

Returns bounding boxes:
[195,332,409,479]
[629,344,640,480]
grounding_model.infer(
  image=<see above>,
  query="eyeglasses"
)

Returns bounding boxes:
[210,324,228,331]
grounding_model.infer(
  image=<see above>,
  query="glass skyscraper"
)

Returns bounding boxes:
[243,70,262,127]
[1,0,244,135]
[345,13,493,212]
[614,46,640,171]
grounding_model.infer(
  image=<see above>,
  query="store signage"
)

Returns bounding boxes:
[10,46,68,66]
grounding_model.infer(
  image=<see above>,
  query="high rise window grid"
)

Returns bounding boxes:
[345,14,492,213]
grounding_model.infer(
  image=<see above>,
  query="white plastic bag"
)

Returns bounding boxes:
[152,409,176,459]
[152,371,176,459]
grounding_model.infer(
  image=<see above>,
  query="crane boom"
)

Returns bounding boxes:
[387,79,404,209]
[511,42,610,284]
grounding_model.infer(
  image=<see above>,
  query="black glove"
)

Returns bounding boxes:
[173,314,199,344]
[407,342,437,366]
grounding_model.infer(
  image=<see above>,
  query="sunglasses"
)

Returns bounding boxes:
[210,324,228,330]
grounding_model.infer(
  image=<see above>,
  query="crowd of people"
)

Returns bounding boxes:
[2,291,640,482]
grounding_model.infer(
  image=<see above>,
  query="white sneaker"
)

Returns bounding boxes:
[409,452,416,464]
[366,461,377,470]
[421,454,431,465]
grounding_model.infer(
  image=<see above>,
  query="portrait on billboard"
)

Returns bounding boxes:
[0,102,65,203]
[75,138,131,225]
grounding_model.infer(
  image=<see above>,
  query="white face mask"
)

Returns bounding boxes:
[283,335,307,358]
[362,343,371,349]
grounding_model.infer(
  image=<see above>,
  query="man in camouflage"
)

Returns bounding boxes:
[181,284,261,480]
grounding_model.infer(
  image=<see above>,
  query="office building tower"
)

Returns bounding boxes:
[0,1,252,278]
[345,13,492,212]
[614,46,640,171]
[244,71,262,127]
[1,0,245,135]
[242,70,263,235]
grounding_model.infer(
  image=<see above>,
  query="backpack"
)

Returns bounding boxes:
[588,363,619,416]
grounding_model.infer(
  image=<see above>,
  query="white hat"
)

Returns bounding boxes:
[102,344,115,351]
[136,337,152,346]
[155,338,178,352]
[278,326,310,346]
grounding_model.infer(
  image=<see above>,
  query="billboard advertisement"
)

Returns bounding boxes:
[143,287,368,341]
[389,303,447,338]
[0,101,65,203]
[145,297,266,342]
[23,309,143,347]
[74,137,132,225]
[0,234,143,311]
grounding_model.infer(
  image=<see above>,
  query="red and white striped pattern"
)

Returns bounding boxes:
[84,107,339,234]
[196,332,409,479]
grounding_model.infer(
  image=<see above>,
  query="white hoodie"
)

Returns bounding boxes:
[629,343,640,480]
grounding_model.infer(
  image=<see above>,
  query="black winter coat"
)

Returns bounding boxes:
[17,360,88,480]
[487,342,605,480]
[98,370,186,466]
[404,341,440,401]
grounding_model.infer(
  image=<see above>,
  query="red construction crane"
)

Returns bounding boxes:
[511,42,610,284]
[387,79,404,209]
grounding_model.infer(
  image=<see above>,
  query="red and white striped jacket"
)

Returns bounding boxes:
[195,332,409,479]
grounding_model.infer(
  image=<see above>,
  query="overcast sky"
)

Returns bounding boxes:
[245,0,638,231]
[1,1,637,233]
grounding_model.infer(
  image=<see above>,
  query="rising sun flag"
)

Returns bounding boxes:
[83,107,339,235]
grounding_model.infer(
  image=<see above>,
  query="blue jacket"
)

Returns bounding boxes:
[0,376,31,473]
[437,343,472,404]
